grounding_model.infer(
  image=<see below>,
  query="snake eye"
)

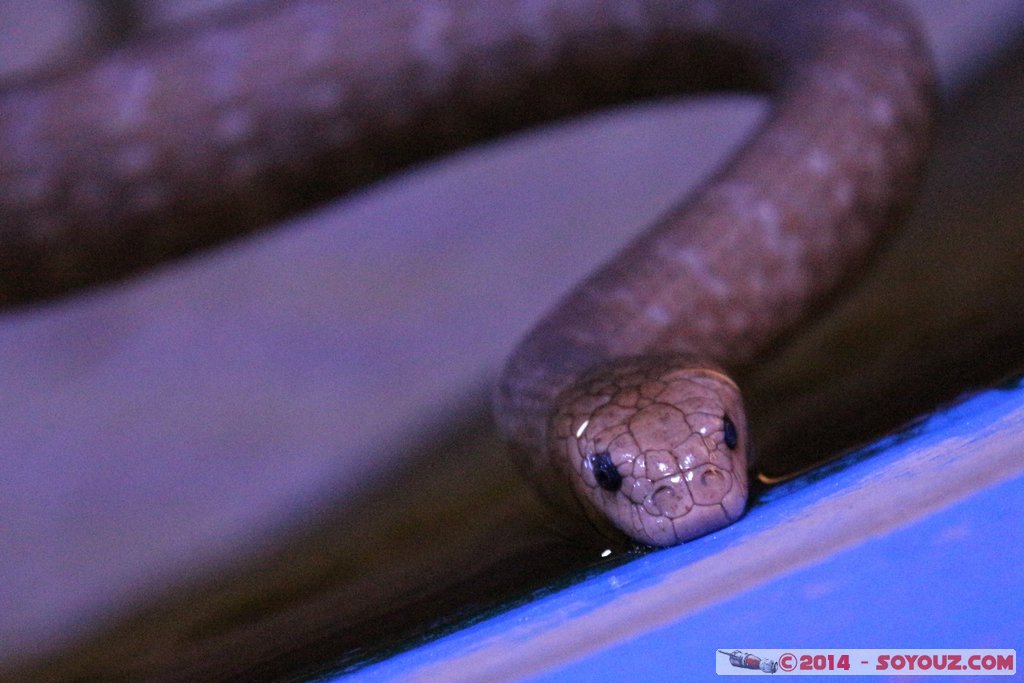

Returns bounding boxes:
[588,452,622,492]
[723,414,738,450]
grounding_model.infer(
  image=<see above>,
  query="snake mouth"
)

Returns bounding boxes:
[640,463,734,515]
[615,464,748,546]
[576,468,750,548]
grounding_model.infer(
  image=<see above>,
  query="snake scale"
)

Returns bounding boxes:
[0,0,934,546]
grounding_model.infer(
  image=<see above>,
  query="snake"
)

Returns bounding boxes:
[0,0,934,547]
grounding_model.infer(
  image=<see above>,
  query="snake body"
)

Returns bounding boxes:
[0,0,934,546]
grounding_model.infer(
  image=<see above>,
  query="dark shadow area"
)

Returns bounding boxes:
[747,35,1024,478]
[11,393,616,682]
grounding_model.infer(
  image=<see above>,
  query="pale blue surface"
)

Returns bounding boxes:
[535,462,1024,682]
[337,381,1024,682]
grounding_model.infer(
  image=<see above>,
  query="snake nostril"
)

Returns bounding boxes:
[688,464,732,505]
[651,480,693,517]
[588,452,622,492]
[702,467,725,487]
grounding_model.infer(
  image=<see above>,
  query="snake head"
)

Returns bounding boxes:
[549,355,749,547]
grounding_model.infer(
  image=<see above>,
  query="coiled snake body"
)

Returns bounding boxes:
[0,0,934,546]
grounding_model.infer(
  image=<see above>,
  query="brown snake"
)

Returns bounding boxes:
[0,0,934,546]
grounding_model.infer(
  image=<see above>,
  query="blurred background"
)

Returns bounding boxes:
[1,1,1022,679]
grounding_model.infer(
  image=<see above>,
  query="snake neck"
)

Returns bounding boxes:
[495,0,934,467]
